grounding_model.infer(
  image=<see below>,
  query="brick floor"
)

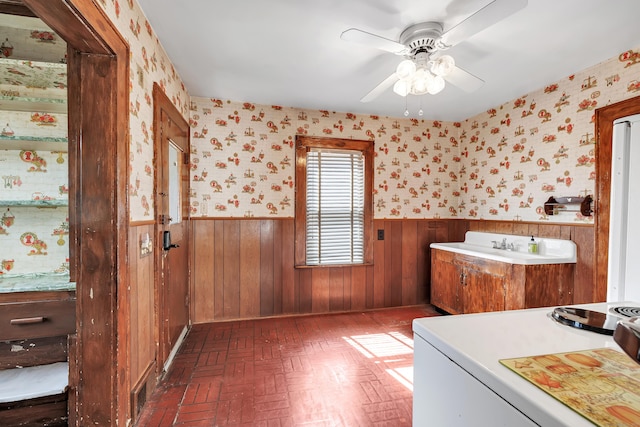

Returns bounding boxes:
[136,305,440,427]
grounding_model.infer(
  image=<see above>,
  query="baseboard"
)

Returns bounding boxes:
[163,325,189,374]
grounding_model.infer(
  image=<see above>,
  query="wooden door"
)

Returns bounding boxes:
[430,249,462,314]
[153,84,190,372]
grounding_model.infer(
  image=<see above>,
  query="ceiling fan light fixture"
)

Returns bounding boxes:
[427,74,445,94]
[411,68,431,95]
[393,79,410,96]
[396,59,416,80]
[431,55,455,76]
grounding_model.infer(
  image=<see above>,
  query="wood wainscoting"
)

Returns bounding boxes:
[190,218,595,323]
[191,218,466,323]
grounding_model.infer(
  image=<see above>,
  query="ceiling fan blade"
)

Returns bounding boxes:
[361,72,398,102]
[441,0,527,48]
[341,28,408,55]
[444,66,485,92]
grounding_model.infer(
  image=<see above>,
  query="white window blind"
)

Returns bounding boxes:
[306,148,365,265]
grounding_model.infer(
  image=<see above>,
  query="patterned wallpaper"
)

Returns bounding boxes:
[188,100,460,219]
[189,44,640,223]
[94,0,639,223]
[461,47,640,223]
[96,0,190,221]
[0,90,68,276]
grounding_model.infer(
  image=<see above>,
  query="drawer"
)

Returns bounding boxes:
[0,299,75,341]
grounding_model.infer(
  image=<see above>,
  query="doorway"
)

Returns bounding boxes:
[19,0,130,424]
[153,83,190,372]
[595,94,640,302]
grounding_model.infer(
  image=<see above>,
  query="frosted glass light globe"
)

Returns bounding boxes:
[396,59,416,80]
[431,55,455,76]
[393,79,410,96]
[427,75,445,94]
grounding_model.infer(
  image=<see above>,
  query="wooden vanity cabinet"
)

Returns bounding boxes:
[430,248,574,314]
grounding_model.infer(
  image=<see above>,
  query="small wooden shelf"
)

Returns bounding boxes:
[544,195,593,216]
[0,199,68,207]
[0,95,67,114]
[0,272,74,294]
[0,135,67,151]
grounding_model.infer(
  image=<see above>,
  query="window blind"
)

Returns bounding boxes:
[306,148,365,265]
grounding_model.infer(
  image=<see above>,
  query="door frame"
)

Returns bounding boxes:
[595,95,640,303]
[152,82,191,373]
[19,0,130,424]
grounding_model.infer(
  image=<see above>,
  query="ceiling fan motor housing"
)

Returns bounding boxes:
[400,22,445,56]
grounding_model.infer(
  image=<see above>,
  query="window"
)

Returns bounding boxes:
[295,136,373,266]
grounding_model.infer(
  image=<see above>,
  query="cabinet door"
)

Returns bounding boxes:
[461,260,507,314]
[431,249,462,314]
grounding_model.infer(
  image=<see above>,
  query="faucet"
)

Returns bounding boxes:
[491,238,508,250]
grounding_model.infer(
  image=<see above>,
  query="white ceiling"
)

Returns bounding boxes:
[137,0,640,121]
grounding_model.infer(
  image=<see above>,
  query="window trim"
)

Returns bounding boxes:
[294,135,374,267]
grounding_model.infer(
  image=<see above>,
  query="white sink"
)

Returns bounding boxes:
[430,231,577,265]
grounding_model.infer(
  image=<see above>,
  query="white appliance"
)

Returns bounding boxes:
[412,302,625,426]
[608,114,640,302]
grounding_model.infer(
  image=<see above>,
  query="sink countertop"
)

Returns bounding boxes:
[430,231,577,265]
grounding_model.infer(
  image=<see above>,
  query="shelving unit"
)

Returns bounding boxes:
[0,53,69,292]
[544,195,593,216]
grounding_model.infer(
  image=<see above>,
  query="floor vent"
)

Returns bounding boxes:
[131,362,155,423]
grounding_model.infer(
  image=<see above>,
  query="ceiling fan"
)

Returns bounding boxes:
[341,0,527,102]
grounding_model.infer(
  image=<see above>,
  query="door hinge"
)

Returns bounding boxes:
[183,152,189,165]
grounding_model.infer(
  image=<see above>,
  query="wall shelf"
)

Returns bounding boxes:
[0,135,67,151]
[544,195,593,216]
[0,272,74,293]
[0,95,67,113]
[0,199,68,207]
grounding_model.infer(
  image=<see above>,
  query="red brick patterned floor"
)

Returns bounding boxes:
[136,305,440,427]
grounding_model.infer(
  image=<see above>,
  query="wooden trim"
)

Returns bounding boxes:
[152,82,191,372]
[0,0,37,16]
[594,95,640,303]
[24,0,112,54]
[130,219,156,226]
[294,135,374,266]
[23,0,132,425]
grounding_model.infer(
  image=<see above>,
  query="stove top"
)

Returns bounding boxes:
[551,304,640,335]
[610,305,640,318]
[551,307,617,335]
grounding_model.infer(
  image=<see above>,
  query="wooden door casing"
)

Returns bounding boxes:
[595,95,640,303]
[18,0,131,424]
[153,83,190,372]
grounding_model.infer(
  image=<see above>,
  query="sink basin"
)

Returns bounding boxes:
[430,232,577,265]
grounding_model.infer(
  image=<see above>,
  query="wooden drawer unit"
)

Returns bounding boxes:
[0,297,75,341]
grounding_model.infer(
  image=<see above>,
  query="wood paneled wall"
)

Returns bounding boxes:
[191,218,467,323]
[191,218,595,323]
[128,224,156,392]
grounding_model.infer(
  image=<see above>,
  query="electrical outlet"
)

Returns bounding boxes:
[377,229,384,240]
